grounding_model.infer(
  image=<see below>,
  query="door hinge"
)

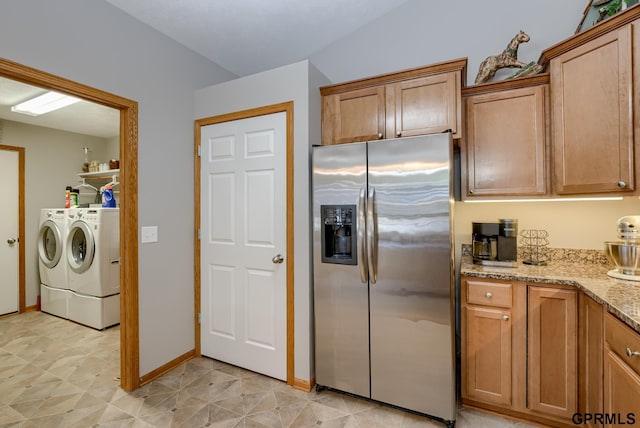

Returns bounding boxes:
[197,144,201,157]
[198,312,201,323]
[198,228,201,240]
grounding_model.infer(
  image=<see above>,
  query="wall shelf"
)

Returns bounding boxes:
[77,169,119,180]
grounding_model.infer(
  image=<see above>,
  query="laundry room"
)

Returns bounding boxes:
[0,76,121,330]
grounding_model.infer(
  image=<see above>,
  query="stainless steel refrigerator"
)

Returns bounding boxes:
[312,134,456,426]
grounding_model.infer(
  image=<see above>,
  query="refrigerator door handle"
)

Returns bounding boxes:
[367,186,377,284]
[358,186,368,283]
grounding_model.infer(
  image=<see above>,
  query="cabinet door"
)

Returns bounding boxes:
[321,87,385,145]
[604,349,640,425]
[550,25,634,194]
[527,286,577,419]
[579,293,603,426]
[465,85,547,197]
[387,72,459,139]
[463,306,512,406]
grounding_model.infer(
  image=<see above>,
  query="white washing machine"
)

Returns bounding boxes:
[38,208,70,318]
[66,207,120,329]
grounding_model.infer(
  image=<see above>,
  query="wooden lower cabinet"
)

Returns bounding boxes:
[604,350,640,425]
[463,306,512,405]
[579,293,604,427]
[527,286,578,419]
[461,277,578,427]
[603,311,640,424]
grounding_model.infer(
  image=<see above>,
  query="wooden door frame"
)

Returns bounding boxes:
[194,101,295,386]
[0,144,25,313]
[0,57,140,391]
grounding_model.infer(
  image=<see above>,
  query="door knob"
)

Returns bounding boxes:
[7,238,16,245]
[272,254,284,264]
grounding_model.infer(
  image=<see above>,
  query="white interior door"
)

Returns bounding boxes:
[201,111,287,380]
[0,148,19,315]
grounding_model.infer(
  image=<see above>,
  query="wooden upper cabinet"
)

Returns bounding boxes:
[462,76,549,198]
[322,87,386,145]
[320,58,466,145]
[546,21,635,195]
[387,72,459,138]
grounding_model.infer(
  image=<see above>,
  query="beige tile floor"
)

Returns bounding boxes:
[0,311,535,427]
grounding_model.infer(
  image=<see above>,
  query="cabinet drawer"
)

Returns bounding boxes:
[605,312,640,376]
[466,280,512,308]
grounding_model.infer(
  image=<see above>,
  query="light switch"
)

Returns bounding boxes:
[141,226,158,243]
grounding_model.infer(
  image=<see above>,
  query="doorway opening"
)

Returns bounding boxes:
[194,102,296,388]
[0,57,140,391]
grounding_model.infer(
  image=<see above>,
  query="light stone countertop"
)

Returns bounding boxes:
[460,257,640,334]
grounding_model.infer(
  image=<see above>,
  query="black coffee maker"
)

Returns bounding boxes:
[472,219,518,267]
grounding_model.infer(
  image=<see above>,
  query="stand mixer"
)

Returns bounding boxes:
[605,215,640,281]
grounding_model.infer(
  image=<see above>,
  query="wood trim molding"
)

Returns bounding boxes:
[139,349,196,386]
[194,101,295,386]
[24,305,38,312]
[292,377,315,393]
[462,74,550,97]
[0,144,25,312]
[194,121,202,357]
[320,58,468,95]
[0,57,140,392]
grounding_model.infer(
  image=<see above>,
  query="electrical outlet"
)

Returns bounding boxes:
[141,226,158,243]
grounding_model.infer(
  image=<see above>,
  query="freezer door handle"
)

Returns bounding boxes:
[367,186,377,284]
[358,186,368,283]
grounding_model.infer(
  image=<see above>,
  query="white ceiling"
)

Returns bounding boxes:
[1,1,411,138]
[104,0,412,76]
[0,77,120,138]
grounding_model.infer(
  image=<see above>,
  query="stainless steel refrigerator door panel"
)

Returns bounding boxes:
[367,135,456,420]
[312,143,370,397]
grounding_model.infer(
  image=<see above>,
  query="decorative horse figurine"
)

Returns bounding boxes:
[474,31,531,85]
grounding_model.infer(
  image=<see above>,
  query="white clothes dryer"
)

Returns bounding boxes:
[66,208,120,329]
[38,208,70,319]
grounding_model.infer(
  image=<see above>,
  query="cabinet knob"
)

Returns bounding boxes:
[618,181,627,188]
[485,292,492,299]
[502,315,509,321]
[396,131,402,137]
[377,133,383,139]
[626,347,640,357]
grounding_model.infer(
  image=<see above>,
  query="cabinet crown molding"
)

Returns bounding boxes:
[539,3,640,67]
[320,57,467,96]
[462,74,549,97]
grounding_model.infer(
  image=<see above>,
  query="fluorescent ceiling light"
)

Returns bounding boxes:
[11,91,81,116]
[464,197,624,203]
